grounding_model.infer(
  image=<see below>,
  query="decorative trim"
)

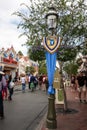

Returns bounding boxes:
[43,36,61,54]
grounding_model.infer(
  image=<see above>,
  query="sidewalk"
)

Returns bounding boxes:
[39,87,87,130]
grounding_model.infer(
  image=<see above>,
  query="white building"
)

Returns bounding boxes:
[18,56,39,75]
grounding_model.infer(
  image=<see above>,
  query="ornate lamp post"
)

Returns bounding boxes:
[44,6,59,129]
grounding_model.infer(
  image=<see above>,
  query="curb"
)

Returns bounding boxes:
[35,113,47,130]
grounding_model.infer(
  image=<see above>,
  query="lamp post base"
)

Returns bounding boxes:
[46,94,57,129]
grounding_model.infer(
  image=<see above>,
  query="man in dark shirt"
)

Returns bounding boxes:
[84,73,87,102]
[76,71,86,103]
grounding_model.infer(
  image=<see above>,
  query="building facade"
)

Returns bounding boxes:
[0,46,39,78]
[0,46,19,79]
[18,56,39,75]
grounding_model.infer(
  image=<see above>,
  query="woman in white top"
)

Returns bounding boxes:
[21,74,26,93]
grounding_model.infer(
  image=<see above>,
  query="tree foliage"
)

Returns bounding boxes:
[63,61,79,76]
[76,57,83,66]
[25,66,35,74]
[18,51,23,56]
[28,45,45,61]
[14,0,87,62]
[38,61,47,74]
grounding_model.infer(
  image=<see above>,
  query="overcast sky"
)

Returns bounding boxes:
[0,0,30,55]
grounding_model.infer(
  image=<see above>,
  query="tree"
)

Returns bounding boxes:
[14,0,87,112]
[63,61,79,76]
[17,51,23,59]
[81,38,87,55]
[25,66,35,74]
[18,51,23,56]
[39,60,47,75]
[28,45,45,61]
[14,0,87,62]
[76,57,83,66]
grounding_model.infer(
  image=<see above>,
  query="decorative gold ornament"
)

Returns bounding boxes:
[43,36,61,54]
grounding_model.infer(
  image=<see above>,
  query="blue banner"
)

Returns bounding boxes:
[46,51,57,94]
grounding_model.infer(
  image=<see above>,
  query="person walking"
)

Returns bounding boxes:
[30,74,36,92]
[20,74,26,93]
[2,73,7,100]
[76,71,86,103]
[84,73,87,103]
[45,76,49,93]
[42,76,46,91]
[28,74,31,90]
[70,74,76,91]
[38,74,43,90]
[8,79,15,101]
[7,73,12,99]
[34,75,38,89]
[0,71,6,119]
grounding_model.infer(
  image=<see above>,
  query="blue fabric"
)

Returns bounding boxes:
[46,51,57,94]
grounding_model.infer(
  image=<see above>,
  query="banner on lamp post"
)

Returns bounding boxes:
[43,36,61,94]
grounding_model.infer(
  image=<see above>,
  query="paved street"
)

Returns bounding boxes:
[0,87,48,130]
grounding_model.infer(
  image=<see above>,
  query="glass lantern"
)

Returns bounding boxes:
[46,7,58,30]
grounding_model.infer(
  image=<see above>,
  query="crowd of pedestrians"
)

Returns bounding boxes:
[1,69,87,121]
[20,73,48,92]
[0,70,49,120]
[0,70,16,120]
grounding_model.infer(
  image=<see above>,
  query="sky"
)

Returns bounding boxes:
[0,0,30,55]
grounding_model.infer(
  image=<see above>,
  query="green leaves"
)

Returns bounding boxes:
[63,61,79,76]
[14,0,87,62]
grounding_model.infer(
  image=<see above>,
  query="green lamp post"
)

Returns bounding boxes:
[45,6,58,129]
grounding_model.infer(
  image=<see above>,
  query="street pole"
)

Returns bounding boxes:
[44,6,59,129]
[46,20,57,128]
[46,94,57,129]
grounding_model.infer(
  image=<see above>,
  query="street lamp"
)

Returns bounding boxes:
[46,7,58,35]
[45,6,58,129]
